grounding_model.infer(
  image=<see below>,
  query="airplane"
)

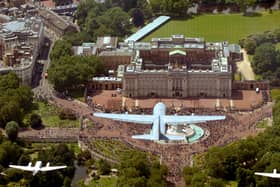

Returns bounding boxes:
[9,161,67,176]
[94,102,226,141]
[255,169,280,178]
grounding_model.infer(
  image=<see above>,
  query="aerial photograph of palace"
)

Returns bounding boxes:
[0,0,279,186]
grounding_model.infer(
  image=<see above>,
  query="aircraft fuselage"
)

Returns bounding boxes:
[152,102,167,140]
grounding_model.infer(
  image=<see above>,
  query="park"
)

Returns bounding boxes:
[143,11,280,43]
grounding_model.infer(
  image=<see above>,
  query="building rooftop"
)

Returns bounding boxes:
[0,17,43,40]
[38,8,75,31]
[96,36,118,50]
[99,49,133,57]
[124,16,170,43]
[93,77,122,82]
[3,21,25,32]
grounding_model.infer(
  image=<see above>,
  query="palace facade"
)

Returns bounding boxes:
[121,35,241,98]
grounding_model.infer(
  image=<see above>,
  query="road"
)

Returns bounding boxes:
[32,32,56,100]
[236,49,255,80]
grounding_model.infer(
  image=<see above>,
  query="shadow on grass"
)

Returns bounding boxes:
[243,12,262,17]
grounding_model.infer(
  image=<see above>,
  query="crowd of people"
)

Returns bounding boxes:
[80,102,273,184]
[19,128,79,142]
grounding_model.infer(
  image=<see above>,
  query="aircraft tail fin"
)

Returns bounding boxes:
[132,118,160,141]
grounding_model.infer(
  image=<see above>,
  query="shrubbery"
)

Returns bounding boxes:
[59,109,77,120]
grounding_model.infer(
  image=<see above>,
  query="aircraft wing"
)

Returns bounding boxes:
[132,134,153,140]
[163,115,226,124]
[9,165,34,171]
[255,172,280,178]
[94,113,154,124]
[40,166,67,172]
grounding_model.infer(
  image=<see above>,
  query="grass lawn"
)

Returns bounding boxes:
[92,139,136,161]
[271,89,280,100]
[276,43,280,51]
[143,11,280,43]
[234,72,242,81]
[256,119,269,128]
[91,139,158,162]
[30,101,80,127]
[226,181,238,187]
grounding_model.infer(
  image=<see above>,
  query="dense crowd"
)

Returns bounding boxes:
[81,102,272,184]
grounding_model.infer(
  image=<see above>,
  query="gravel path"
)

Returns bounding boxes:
[236,49,255,80]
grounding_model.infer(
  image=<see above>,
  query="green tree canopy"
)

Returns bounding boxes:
[48,55,104,92]
[130,8,145,27]
[150,0,192,17]
[235,0,256,14]
[0,72,19,94]
[5,121,19,141]
[29,113,42,129]
[50,40,72,61]
[117,151,167,187]
[0,73,33,127]
[97,159,111,175]
[252,43,279,78]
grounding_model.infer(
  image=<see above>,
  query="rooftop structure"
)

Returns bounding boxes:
[121,35,240,98]
[124,16,170,43]
[73,38,133,72]
[72,42,97,56]
[38,8,78,39]
[96,36,118,52]
[0,17,44,84]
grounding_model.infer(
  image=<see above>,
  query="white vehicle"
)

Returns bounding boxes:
[94,102,225,141]
[9,161,67,176]
[255,169,280,178]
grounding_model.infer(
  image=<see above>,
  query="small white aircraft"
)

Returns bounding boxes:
[255,169,280,178]
[9,161,67,176]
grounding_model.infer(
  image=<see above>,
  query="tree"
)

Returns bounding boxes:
[160,0,192,17]
[191,172,207,187]
[97,159,111,175]
[209,178,226,187]
[99,7,131,37]
[5,121,19,141]
[150,0,162,13]
[236,168,256,187]
[0,100,22,127]
[48,56,104,92]
[147,162,167,187]
[244,38,257,54]
[235,0,256,14]
[64,32,93,46]
[130,8,145,27]
[0,72,19,94]
[62,177,72,187]
[274,29,280,42]
[18,154,30,165]
[1,141,23,167]
[29,113,42,129]
[252,43,278,77]
[0,147,7,166]
[50,40,72,61]
[6,86,34,111]
[183,166,199,185]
